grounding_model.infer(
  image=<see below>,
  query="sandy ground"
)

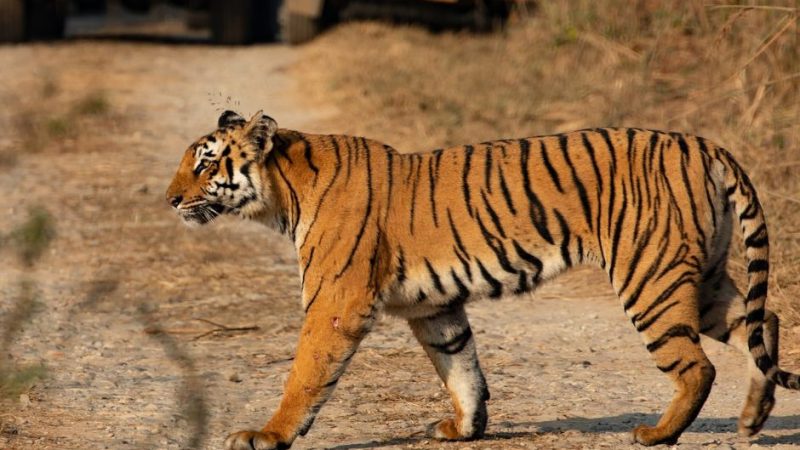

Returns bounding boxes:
[2,35,800,450]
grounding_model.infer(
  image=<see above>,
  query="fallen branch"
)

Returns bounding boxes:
[144,318,260,340]
[191,318,260,340]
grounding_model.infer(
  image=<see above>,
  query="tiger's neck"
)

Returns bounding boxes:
[259,130,395,246]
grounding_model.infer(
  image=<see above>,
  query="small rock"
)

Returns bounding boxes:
[228,372,243,383]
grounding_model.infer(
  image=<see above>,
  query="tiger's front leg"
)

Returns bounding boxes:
[408,306,490,441]
[224,291,374,450]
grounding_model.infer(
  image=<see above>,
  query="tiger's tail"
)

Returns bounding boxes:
[715,148,800,390]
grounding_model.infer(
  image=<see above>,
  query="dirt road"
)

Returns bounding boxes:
[1,39,800,450]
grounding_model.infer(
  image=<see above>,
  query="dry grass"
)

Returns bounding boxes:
[295,1,800,325]
[0,77,118,169]
[0,209,55,401]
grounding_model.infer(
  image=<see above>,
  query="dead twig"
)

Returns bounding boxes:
[760,189,800,207]
[707,5,798,13]
[143,318,260,340]
[191,318,260,340]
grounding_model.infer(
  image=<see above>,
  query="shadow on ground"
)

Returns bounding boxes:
[326,414,800,449]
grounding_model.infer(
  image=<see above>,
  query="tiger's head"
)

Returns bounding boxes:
[166,110,279,226]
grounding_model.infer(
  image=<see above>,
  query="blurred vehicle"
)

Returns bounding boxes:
[0,0,522,44]
[0,0,69,42]
[285,0,516,44]
[0,0,280,44]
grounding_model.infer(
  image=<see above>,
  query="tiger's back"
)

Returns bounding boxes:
[349,129,725,318]
[166,112,798,450]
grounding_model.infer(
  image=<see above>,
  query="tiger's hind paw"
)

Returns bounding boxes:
[738,394,776,437]
[223,430,289,450]
[426,418,481,441]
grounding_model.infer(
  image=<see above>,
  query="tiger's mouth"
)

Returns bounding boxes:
[178,202,226,225]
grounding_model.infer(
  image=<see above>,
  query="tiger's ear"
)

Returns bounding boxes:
[243,110,278,153]
[218,110,246,128]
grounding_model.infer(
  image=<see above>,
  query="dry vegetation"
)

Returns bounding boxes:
[296,1,800,326]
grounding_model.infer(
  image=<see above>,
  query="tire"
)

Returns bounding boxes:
[252,0,280,42]
[0,0,25,42]
[285,12,318,45]
[120,0,150,14]
[26,0,67,40]
[210,0,254,45]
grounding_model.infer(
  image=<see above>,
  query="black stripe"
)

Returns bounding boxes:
[560,134,593,231]
[476,259,503,298]
[272,160,302,238]
[396,248,407,283]
[635,300,680,332]
[497,163,517,215]
[679,146,708,255]
[512,240,543,282]
[755,353,771,373]
[655,243,689,282]
[304,282,323,313]
[424,258,446,294]
[616,216,657,296]
[553,209,572,267]
[300,136,319,184]
[428,154,439,227]
[629,270,694,316]
[646,324,699,353]
[484,145,493,193]
[744,224,768,248]
[447,209,470,258]
[583,133,606,268]
[301,247,316,285]
[447,269,471,307]
[409,155,421,235]
[514,270,530,294]
[385,147,395,211]
[746,281,768,303]
[739,201,758,221]
[608,184,628,280]
[463,145,475,217]
[481,189,506,238]
[225,157,235,181]
[298,136,342,250]
[367,228,383,286]
[475,212,517,274]
[429,327,473,355]
[540,141,564,193]
[520,139,555,244]
[678,361,699,375]
[657,360,681,372]
[745,308,765,325]
[454,247,473,282]
[335,138,373,278]
[747,259,769,273]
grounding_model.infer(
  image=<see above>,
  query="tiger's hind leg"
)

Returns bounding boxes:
[408,306,489,441]
[624,281,715,446]
[699,271,779,436]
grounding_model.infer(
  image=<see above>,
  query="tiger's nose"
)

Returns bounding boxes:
[169,195,183,208]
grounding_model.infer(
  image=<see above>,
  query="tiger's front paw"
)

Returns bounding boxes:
[632,425,678,446]
[223,430,289,450]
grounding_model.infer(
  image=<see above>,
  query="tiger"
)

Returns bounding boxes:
[166,110,800,449]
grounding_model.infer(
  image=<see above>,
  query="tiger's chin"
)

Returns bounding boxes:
[178,203,225,227]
